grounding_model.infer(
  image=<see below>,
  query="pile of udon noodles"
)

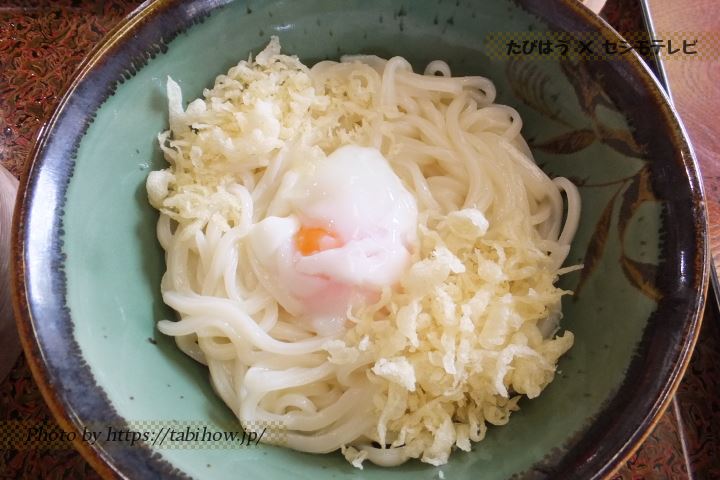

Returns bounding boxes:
[147,37,580,467]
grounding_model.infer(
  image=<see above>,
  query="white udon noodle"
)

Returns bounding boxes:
[152,45,580,467]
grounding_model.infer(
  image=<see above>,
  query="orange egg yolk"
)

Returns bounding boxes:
[294,227,343,256]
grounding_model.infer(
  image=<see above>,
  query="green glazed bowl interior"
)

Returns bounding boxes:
[14,0,707,479]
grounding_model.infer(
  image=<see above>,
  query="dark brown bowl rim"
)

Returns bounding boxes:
[11,0,708,479]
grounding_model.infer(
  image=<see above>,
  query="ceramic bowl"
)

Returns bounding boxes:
[12,0,707,479]
[0,165,20,382]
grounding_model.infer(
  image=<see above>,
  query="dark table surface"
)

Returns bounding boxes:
[1,0,718,478]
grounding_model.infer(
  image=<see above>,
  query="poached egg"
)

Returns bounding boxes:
[248,145,418,333]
